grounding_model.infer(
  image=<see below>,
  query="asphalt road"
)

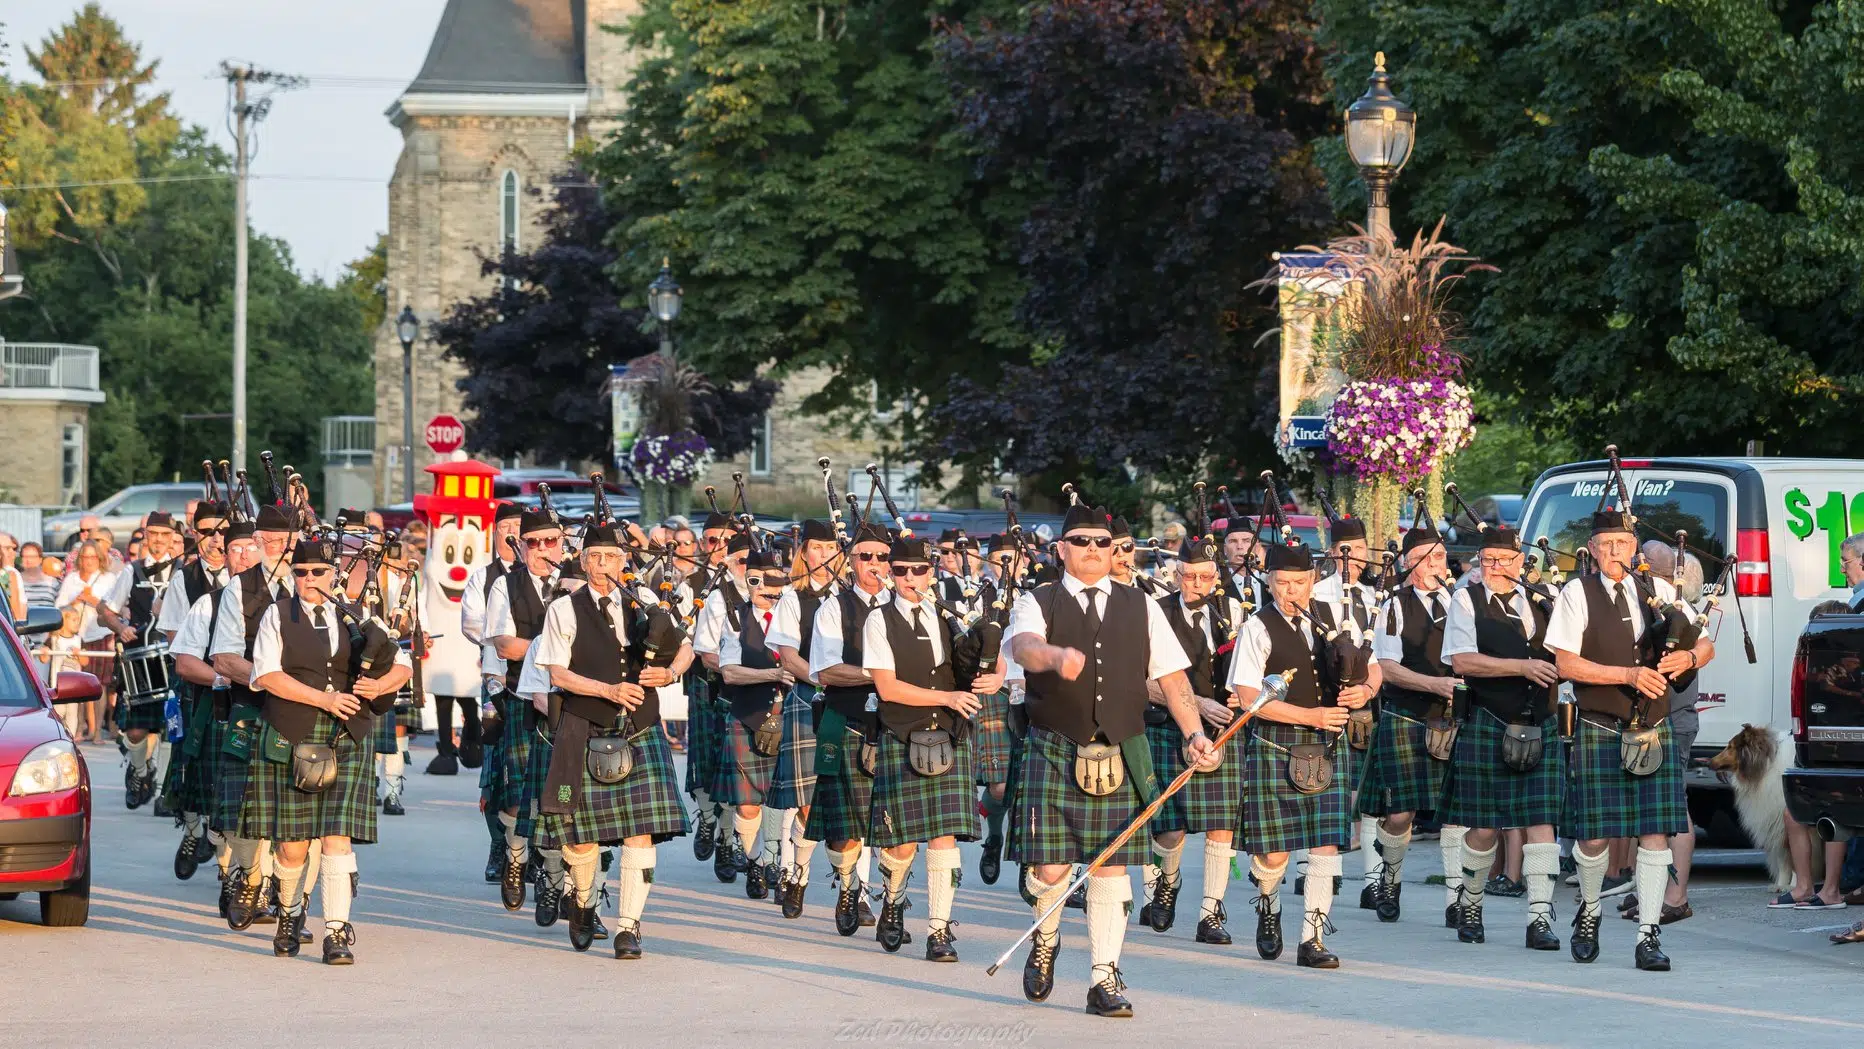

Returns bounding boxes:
[6,739,1862,1049]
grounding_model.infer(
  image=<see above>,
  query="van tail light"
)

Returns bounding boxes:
[1735,528,1772,597]
[1790,648,1808,741]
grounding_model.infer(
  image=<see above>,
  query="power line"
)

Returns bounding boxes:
[27,72,594,92]
[2,173,600,192]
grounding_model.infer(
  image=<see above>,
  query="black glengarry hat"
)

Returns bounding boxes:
[800,518,835,543]
[520,509,558,536]
[1591,508,1634,536]
[255,504,293,532]
[1263,541,1313,573]
[291,536,338,565]
[891,537,934,564]
[495,502,524,524]
[1401,524,1441,554]
[1481,526,1522,552]
[1109,516,1132,539]
[1062,504,1113,535]
[853,522,891,548]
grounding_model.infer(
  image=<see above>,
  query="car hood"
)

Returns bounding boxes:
[0,710,61,762]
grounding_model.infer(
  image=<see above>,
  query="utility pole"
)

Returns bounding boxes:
[220,62,304,477]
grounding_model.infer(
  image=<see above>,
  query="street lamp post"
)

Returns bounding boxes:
[1344,51,1417,244]
[647,258,682,359]
[396,306,420,503]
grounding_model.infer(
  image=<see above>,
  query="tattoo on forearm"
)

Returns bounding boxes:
[1164,675,1196,717]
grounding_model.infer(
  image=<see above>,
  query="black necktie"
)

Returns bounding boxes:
[1084,587,1102,636]
[598,595,614,627]
[1611,581,1633,634]
[1349,587,1367,629]
[1192,608,1207,652]
[1427,591,1444,624]
[911,605,927,638]
[1492,593,1524,637]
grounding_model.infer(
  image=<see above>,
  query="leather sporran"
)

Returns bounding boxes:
[1501,723,1544,773]
[585,736,635,785]
[1619,725,1665,777]
[907,728,955,777]
[857,740,879,778]
[1287,742,1333,795]
[1073,741,1126,796]
[751,711,782,757]
[1345,707,1374,752]
[290,742,338,794]
[1424,716,1459,762]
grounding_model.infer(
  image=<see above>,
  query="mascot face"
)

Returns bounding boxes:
[426,517,487,603]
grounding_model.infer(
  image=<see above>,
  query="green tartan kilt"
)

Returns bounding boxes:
[395,684,423,733]
[683,672,723,797]
[868,731,977,848]
[500,706,536,813]
[210,738,253,835]
[1242,722,1353,855]
[1146,719,1247,835]
[767,683,818,810]
[514,723,555,840]
[372,700,404,754]
[1438,712,1565,830]
[714,716,777,806]
[972,689,1015,783]
[803,725,876,844]
[533,726,688,848]
[239,730,379,844]
[1013,726,1151,868]
[1002,724,1027,856]
[163,687,218,816]
[478,705,509,809]
[1356,710,1451,817]
[1561,717,1689,840]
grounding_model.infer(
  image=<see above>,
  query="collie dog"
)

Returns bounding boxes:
[1707,724,1821,892]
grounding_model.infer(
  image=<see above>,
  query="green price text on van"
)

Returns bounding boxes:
[1782,488,1864,589]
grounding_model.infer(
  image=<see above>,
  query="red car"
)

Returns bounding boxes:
[0,608,103,927]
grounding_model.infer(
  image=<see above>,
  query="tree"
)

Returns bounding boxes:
[431,175,776,467]
[926,0,1332,483]
[1311,0,1859,457]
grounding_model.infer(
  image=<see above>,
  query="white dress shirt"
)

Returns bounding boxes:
[1374,585,1451,663]
[1226,604,1314,692]
[861,594,946,673]
[516,644,550,696]
[692,575,749,657]
[1312,573,1381,634]
[719,603,780,668]
[767,582,840,653]
[459,561,513,647]
[1544,573,1677,655]
[533,587,631,672]
[809,585,891,682]
[1006,572,1191,682]
[157,562,229,638]
[1442,584,1537,662]
[209,567,293,659]
[169,594,219,661]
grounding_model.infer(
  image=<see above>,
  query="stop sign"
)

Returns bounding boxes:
[424,414,465,454]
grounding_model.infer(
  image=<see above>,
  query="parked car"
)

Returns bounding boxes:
[0,606,103,927]
[1785,612,1864,844]
[1516,455,1864,842]
[899,509,1068,540]
[43,483,200,551]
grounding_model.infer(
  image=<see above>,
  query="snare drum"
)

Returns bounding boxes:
[117,641,173,708]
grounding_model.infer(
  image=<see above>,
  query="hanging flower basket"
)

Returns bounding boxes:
[629,430,712,487]
[1326,364,1474,488]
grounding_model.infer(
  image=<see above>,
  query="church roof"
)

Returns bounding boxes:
[407,0,586,94]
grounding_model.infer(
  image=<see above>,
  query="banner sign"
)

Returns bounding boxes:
[1274,252,1354,455]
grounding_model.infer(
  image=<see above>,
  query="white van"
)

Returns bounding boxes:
[1517,457,1864,837]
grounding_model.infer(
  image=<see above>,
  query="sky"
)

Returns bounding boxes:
[8,0,452,281]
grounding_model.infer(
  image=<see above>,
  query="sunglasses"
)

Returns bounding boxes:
[856,552,891,563]
[1063,535,1113,549]
[1114,541,1136,554]
[292,567,332,578]
[524,536,563,548]
[196,527,229,537]
[891,564,931,577]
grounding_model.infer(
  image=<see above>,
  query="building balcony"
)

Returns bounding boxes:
[0,343,104,403]
[323,415,376,467]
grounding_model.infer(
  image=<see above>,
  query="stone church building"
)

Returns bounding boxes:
[373,0,908,512]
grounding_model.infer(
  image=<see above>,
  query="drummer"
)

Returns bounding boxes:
[97,511,183,811]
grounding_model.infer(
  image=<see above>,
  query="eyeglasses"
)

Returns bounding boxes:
[891,564,931,577]
[524,536,563,548]
[856,552,891,563]
[292,567,332,578]
[1478,556,1516,568]
[1114,541,1136,554]
[1063,535,1113,549]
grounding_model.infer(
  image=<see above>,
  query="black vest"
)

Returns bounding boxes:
[237,565,287,658]
[177,558,226,614]
[1574,573,1666,722]
[561,586,660,728]
[795,587,825,661]
[1381,587,1451,718]
[500,570,551,691]
[1464,581,1553,723]
[125,558,176,633]
[876,600,957,740]
[822,588,885,728]
[265,598,370,744]
[483,558,511,599]
[1022,580,1150,746]
[1159,596,1219,698]
[721,605,781,725]
[1257,603,1329,707]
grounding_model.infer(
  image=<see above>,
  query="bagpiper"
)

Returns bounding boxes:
[1544,506,1711,970]
[691,514,751,874]
[1309,511,1385,909]
[243,534,411,963]
[1227,539,1378,969]
[716,544,792,899]
[96,509,182,811]
[532,523,692,959]
[971,533,1024,886]
[1006,503,1208,1017]
[766,519,843,917]
[156,500,234,878]
[461,502,523,879]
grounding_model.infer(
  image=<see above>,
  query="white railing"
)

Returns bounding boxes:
[0,342,100,392]
[323,415,375,466]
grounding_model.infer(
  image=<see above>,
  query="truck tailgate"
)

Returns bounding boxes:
[1795,615,1864,766]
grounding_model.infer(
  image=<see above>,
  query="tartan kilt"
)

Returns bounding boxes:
[514,724,555,840]
[394,685,423,733]
[163,688,218,816]
[533,726,687,848]
[868,731,977,848]
[1014,726,1151,868]
[499,705,536,814]
[210,739,253,835]
[803,725,876,844]
[372,704,401,754]
[1242,722,1353,855]
[1438,713,1565,830]
[1146,720,1247,835]
[684,672,724,797]
[239,731,378,844]
[714,716,777,806]
[972,689,1015,784]
[767,683,818,810]
[1561,717,1689,840]
[478,708,509,809]
[1356,711,1451,817]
